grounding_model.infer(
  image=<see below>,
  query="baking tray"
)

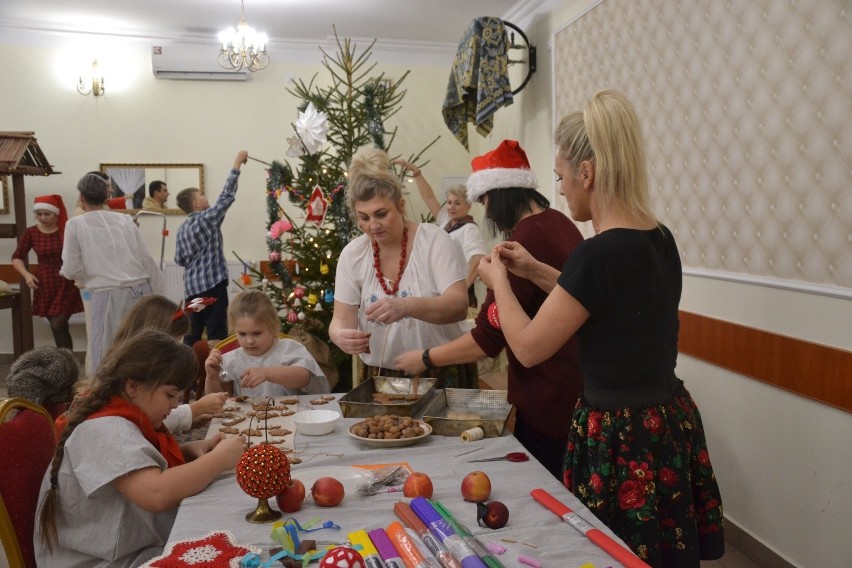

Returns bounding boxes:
[338,376,437,418]
[421,388,512,437]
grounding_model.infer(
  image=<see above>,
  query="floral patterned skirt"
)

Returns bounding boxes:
[563,388,725,567]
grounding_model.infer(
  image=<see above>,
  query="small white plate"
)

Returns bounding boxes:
[348,420,432,448]
[291,466,372,498]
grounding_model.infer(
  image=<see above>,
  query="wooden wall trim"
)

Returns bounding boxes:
[678,310,852,413]
[1,263,28,282]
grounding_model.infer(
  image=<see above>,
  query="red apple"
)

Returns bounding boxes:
[477,500,509,529]
[403,472,434,499]
[461,470,491,502]
[311,476,345,507]
[275,479,306,513]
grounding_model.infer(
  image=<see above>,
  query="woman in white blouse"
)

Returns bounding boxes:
[61,172,163,371]
[330,146,474,388]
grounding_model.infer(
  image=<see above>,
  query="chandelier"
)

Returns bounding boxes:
[217,0,269,72]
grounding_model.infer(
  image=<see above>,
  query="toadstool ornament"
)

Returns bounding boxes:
[319,546,366,568]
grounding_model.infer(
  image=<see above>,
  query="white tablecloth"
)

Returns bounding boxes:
[169,395,629,567]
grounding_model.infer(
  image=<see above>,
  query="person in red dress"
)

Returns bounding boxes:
[11,194,84,349]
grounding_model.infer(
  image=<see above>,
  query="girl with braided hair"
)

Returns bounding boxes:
[35,329,246,567]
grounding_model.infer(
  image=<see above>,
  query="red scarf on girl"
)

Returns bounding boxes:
[87,395,185,468]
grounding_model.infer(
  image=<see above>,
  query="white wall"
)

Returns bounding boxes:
[0,38,473,353]
[488,1,852,566]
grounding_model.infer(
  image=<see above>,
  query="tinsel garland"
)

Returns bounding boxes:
[265,161,294,284]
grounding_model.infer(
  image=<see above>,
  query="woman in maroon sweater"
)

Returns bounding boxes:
[396,140,584,479]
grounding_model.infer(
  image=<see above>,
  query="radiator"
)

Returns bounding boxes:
[161,260,247,303]
[70,260,246,324]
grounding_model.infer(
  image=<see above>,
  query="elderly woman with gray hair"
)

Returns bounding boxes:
[395,159,486,307]
[6,346,80,419]
[61,172,163,371]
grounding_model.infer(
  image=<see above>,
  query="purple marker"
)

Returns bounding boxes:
[409,497,487,568]
[368,528,406,568]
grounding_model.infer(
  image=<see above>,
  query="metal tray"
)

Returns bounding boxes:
[338,376,437,418]
[421,388,512,437]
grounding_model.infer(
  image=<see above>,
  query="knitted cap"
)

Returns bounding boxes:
[33,194,69,233]
[465,139,538,203]
[6,346,80,407]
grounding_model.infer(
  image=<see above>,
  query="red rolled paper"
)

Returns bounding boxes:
[530,488,651,568]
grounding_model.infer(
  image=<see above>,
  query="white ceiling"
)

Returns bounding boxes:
[0,0,528,48]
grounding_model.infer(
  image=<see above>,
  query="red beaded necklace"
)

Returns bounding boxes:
[372,225,409,296]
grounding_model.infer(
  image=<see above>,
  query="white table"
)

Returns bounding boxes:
[169,395,629,567]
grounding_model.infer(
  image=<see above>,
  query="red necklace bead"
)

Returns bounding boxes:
[372,225,409,296]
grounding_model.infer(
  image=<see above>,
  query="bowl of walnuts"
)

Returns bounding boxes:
[348,414,433,448]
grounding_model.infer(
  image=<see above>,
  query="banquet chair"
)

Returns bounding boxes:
[0,397,58,568]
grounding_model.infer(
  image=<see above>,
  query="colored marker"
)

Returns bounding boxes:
[409,497,487,568]
[429,499,504,568]
[394,501,460,568]
[349,529,389,568]
[386,521,429,568]
[368,528,406,568]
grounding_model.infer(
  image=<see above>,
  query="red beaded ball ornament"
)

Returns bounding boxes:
[319,546,366,568]
[236,444,291,500]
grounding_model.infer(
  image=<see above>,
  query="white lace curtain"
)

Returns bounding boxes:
[108,167,145,208]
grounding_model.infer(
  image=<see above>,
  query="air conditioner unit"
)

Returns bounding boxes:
[152,44,248,81]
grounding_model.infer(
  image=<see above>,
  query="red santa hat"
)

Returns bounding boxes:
[465,139,538,203]
[33,194,69,233]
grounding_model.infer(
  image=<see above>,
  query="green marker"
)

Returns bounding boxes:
[429,499,505,568]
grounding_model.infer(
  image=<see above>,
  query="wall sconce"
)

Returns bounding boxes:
[77,59,104,96]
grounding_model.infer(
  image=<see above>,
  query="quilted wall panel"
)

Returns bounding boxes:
[553,0,851,295]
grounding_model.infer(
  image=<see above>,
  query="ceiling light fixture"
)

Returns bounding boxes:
[217,0,269,72]
[77,59,104,96]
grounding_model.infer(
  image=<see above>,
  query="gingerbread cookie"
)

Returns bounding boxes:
[222,416,246,427]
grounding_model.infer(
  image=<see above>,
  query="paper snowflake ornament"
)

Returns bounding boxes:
[305,185,328,225]
[295,102,329,154]
[141,531,259,568]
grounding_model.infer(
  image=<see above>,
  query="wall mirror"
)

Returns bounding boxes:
[99,163,205,215]
[0,176,8,214]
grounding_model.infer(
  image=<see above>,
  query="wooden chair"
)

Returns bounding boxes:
[0,398,58,568]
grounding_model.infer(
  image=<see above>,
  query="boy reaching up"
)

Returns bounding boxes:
[175,150,248,346]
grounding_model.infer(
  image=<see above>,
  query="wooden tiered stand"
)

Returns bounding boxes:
[0,132,59,358]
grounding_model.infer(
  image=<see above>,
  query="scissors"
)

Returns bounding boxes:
[468,452,529,463]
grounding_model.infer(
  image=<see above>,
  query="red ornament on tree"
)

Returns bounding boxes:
[293,285,306,299]
[305,185,328,225]
[287,311,299,323]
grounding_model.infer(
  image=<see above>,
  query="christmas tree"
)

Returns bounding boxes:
[242,29,437,373]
